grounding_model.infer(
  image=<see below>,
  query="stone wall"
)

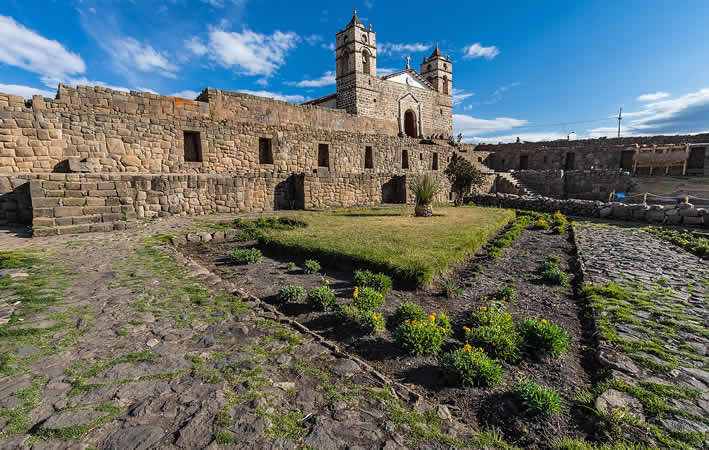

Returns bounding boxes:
[467,193,707,228]
[0,86,457,176]
[3,171,452,236]
[478,134,709,176]
[508,169,629,200]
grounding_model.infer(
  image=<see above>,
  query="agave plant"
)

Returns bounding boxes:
[410,175,439,217]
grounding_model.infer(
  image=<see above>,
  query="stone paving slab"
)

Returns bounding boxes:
[575,223,709,448]
[0,217,489,449]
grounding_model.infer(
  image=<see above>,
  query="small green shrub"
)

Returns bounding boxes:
[227,248,263,265]
[517,317,571,358]
[394,318,445,356]
[337,305,384,334]
[278,285,306,303]
[443,278,463,298]
[551,211,568,234]
[439,346,504,387]
[465,306,521,362]
[286,262,296,270]
[307,286,337,311]
[530,218,551,230]
[496,284,517,302]
[353,270,393,294]
[303,259,321,274]
[391,301,427,328]
[352,286,385,311]
[538,257,569,286]
[514,379,563,415]
[358,309,386,334]
[436,311,451,332]
[234,229,260,242]
[214,430,235,444]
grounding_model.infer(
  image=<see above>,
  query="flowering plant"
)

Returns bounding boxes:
[439,345,504,387]
[394,317,446,356]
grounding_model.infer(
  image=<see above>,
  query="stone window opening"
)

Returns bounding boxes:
[183,131,202,162]
[259,137,273,164]
[442,75,449,95]
[402,150,409,169]
[365,146,374,169]
[432,152,439,170]
[565,152,576,170]
[362,50,371,75]
[318,144,330,168]
[419,153,423,161]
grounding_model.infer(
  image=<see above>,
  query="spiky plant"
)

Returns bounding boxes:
[410,175,439,217]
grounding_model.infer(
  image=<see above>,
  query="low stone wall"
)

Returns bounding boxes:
[467,193,707,228]
[2,171,441,236]
[510,169,629,200]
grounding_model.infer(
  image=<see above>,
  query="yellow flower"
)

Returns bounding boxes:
[541,319,548,324]
[483,296,488,300]
[325,280,330,284]
[441,328,446,334]
[429,314,436,322]
[480,306,487,311]
[353,287,359,298]
[405,319,409,323]
[489,320,492,324]
[463,326,471,333]
[463,344,472,352]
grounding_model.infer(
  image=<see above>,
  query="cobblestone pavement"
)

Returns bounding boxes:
[0,218,484,449]
[575,224,709,448]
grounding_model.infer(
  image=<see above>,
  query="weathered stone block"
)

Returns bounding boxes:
[54,206,83,217]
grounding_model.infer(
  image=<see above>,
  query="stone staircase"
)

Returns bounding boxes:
[495,171,536,196]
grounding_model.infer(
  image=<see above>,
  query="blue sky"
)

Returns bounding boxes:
[2,0,709,143]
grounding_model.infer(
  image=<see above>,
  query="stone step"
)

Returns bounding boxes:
[33,220,138,237]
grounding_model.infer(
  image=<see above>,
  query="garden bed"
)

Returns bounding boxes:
[256,206,514,287]
[180,210,602,448]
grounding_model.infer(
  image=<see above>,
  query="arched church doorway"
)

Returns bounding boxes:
[404,110,417,138]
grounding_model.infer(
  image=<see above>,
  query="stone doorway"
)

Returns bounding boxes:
[404,110,417,138]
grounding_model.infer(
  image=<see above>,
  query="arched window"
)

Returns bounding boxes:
[341,53,349,75]
[442,75,449,95]
[443,63,448,71]
[362,50,371,75]
[427,64,431,72]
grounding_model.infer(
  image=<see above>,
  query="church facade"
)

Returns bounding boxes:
[305,10,453,139]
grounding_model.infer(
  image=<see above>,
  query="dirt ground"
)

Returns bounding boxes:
[183,224,603,448]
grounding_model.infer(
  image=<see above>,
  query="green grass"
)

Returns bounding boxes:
[258,206,514,287]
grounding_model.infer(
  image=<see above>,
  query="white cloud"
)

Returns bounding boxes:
[206,28,299,77]
[0,83,56,99]
[452,88,474,105]
[185,37,208,56]
[469,132,567,144]
[237,89,306,103]
[109,37,178,78]
[463,105,473,111]
[379,42,431,55]
[637,91,670,102]
[170,90,201,99]
[322,42,335,51]
[377,67,397,76]
[453,114,528,136]
[589,88,709,137]
[304,34,323,46]
[486,82,521,104]
[462,43,500,60]
[200,0,244,7]
[286,71,335,88]
[0,15,86,83]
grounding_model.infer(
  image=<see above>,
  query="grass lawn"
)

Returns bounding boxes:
[258,206,514,287]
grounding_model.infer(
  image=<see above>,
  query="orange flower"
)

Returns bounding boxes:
[463,344,472,352]
[441,328,446,334]
[480,306,487,311]
[463,326,471,333]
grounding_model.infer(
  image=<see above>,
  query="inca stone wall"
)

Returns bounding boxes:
[478,134,709,176]
[505,169,630,200]
[4,171,452,236]
[0,86,457,175]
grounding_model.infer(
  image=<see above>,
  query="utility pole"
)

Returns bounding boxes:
[617,107,622,138]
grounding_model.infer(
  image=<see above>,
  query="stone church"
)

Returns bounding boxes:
[306,10,453,139]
